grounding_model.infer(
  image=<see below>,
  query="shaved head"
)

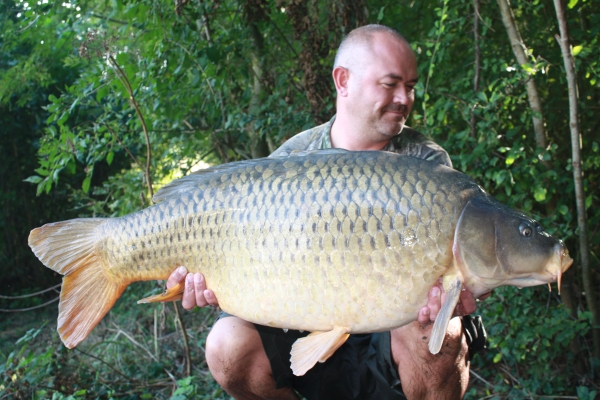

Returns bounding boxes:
[330,24,418,149]
[333,25,411,75]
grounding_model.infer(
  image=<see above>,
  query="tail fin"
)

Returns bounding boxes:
[28,219,127,348]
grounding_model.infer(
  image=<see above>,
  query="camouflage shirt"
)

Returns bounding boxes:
[270,116,452,168]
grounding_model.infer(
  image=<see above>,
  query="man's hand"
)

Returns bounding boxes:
[417,279,491,326]
[166,266,219,310]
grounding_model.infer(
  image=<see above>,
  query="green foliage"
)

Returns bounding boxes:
[0,285,227,399]
[170,376,227,400]
[468,287,591,397]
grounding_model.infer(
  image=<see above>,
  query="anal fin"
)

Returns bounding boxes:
[428,275,463,354]
[290,326,350,376]
[137,282,185,304]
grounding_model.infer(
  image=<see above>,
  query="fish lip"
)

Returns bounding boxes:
[559,246,574,273]
[556,242,573,293]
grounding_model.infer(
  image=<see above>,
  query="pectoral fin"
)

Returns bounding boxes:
[137,282,184,304]
[290,326,350,376]
[428,275,463,354]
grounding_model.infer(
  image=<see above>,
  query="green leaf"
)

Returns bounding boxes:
[534,186,547,202]
[377,6,385,22]
[558,205,569,215]
[34,167,49,176]
[36,179,46,196]
[57,112,69,126]
[567,0,578,8]
[46,113,56,124]
[521,63,535,74]
[572,45,583,56]
[82,175,92,193]
[69,98,80,114]
[493,352,502,363]
[24,175,43,184]
[107,151,115,165]
[576,386,596,400]
[96,85,110,103]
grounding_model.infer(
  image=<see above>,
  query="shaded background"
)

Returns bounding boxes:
[1,0,599,398]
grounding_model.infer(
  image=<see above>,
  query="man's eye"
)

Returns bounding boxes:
[383,83,395,88]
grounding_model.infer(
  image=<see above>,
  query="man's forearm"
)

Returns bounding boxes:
[391,318,469,400]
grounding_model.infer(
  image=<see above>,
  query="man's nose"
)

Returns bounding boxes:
[393,86,410,104]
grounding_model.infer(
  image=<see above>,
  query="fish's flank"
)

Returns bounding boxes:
[28,149,572,373]
[97,152,479,333]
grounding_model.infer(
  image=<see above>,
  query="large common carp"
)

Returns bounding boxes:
[29,150,572,376]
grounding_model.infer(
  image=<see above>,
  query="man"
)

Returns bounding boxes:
[168,24,487,399]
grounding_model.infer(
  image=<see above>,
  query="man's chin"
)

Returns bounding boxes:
[378,120,406,137]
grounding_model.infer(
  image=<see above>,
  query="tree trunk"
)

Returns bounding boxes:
[496,0,547,151]
[560,268,588,374]
[470,0,481,139]
[553,0,600,359]
[247,21,270,159]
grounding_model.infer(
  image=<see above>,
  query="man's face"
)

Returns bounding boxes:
[346,34,418,140]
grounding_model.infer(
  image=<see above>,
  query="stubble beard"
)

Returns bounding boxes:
[375,104,409,139]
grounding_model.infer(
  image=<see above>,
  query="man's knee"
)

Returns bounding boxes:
[206,317,264,386]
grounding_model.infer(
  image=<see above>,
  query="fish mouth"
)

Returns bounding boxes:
[462,242,575,293]
[560,247,574,272]
[550,242,573,293]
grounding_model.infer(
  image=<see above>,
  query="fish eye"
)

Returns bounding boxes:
[519,222,533,237]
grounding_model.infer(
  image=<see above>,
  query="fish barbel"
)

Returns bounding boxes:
[28,150,573,375]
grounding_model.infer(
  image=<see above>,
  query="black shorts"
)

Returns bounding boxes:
[254,325,406,400]
[218,314,486,400]
[218,312,405,400]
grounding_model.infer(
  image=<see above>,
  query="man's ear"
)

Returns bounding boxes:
[332,66,350,97]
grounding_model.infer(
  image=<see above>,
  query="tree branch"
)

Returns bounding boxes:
[0,283,61,299]
[470,0,481,139]
[102,123,143,171]
[107,55,154,198]
[173,302,192,377]
[496,0,547,151]
[0,296,59,312]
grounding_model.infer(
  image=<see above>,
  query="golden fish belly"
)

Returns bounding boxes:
[97,152,478,333]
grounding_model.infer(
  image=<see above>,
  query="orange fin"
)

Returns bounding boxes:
[290,326,350,376]
[28,219,127,348]
[137,282,184,304]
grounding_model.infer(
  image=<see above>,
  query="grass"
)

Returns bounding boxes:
[0,281,232,399]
